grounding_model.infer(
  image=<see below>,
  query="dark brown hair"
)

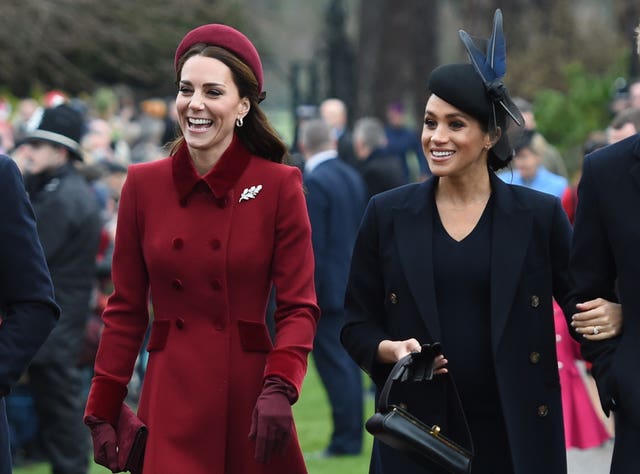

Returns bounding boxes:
[170,44,287,163]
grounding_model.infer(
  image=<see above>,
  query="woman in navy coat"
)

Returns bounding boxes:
[342,11,619,474]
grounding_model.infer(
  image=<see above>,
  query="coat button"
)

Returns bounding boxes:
[216,197,228,209]
[530,295,540,308]
[390,293,399,304]
[211,279,222,290]
[175,317,185,329]
[172,238,184,250]
[172,279,183,290]
[179,198,187,208]
[210,238,221,250]
[537,405,549,417]
[529,352,541,364]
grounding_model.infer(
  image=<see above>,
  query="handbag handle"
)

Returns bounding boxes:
[377,343,441,412]
[376,343,474,453]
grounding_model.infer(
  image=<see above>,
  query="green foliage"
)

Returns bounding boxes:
[532,53,629,176]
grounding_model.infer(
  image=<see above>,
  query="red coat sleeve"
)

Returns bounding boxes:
[85,167,150,425]
[263,167,320,397]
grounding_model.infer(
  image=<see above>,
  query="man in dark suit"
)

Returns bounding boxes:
[0,154,58,474]
[299,118,367,457]
[569,24,640,474]
[352,117,407,200]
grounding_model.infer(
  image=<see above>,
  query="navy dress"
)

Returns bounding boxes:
[433,197,514,473]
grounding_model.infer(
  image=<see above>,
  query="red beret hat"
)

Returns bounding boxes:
[174,24,264,96]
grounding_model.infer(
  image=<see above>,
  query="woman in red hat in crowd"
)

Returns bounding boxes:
[84,24,319,474]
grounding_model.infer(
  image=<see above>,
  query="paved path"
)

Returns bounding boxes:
[567,439,614,474]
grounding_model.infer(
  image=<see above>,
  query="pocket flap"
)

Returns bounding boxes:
[146,320,170,352]
[237,320,273,353]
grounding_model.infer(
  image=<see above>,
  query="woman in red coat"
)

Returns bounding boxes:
[84,24,320,474]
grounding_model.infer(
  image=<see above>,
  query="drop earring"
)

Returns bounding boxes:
[236,117,244,128]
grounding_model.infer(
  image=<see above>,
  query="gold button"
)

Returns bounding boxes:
[537,405,549,417]
[390,293,398,304]
[529,352,541,364]
[530,295,540,308]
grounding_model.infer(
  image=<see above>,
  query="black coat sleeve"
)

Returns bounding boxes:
[0,155,58,395]
[568,156,619,414]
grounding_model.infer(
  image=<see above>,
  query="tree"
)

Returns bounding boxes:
[355,0,438,125]
[0,0,242,97]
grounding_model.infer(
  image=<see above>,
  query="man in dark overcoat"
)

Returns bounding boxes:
[17,104,102,474]
[569,111,640,472]
[0,154,58,474]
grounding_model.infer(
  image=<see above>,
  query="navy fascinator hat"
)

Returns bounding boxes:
[428,9,523,166]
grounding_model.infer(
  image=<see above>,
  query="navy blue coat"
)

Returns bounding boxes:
[304,155,367,312]
[342,173,572,474]
[569,134,640,468]
[0,155,58,473]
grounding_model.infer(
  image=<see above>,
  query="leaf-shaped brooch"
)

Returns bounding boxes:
[239,184,263,202]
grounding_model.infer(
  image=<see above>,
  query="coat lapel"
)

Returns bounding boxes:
[489,174,533,355]
[393,179,441,342]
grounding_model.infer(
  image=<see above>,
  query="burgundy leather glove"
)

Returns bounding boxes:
[248,376,297,463]
[85,416,120,472]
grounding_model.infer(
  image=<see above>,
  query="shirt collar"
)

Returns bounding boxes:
[304,149,337,174]
[172,134,252,203]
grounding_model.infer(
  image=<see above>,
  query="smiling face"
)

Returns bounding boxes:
[176,55,250,158]
[421,94,493,179]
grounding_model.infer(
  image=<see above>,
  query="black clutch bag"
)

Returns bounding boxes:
[117,403,148,474]
[365,343,473,473]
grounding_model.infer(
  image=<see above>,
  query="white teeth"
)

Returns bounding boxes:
[188,118,213,126]
[432,150,453,157]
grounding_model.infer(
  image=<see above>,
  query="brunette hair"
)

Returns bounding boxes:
[170,44,287,163]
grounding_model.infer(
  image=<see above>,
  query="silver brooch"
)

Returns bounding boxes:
[239,185,263,202]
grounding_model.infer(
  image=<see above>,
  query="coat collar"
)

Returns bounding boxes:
[172,134,252,202]
[393,178,440,341]
[488,173,533,354]
[392,173,534,353]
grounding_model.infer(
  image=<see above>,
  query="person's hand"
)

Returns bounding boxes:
[248,377,296,463]
[377,339,448,374]
[571,298,622,340]
[85,417,120,472]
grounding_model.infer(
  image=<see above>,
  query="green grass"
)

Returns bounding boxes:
[13,360,374,474]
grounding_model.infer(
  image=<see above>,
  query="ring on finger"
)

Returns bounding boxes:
[592,326,600,335]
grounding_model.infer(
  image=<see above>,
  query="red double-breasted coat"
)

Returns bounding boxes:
[85,136,319,473]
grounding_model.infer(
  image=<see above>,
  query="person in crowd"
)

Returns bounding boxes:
[627,77,640,110]
[512,97,568,178]
[341,10,620,474]
[320,98,357,167]
[567,21,640,474]
[383,101,430,182]
[606,106,640,144]
[352,116,407,199]
[0,154,59,474]
[500,128,568,198]
[15,104,103,474]
[299,119,367,458]
[84,24,319,474]
[560,131,607,224]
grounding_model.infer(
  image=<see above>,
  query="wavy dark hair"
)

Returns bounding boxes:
[170,44,287,163]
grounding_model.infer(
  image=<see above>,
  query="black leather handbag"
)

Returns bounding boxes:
[365,343,473,473]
